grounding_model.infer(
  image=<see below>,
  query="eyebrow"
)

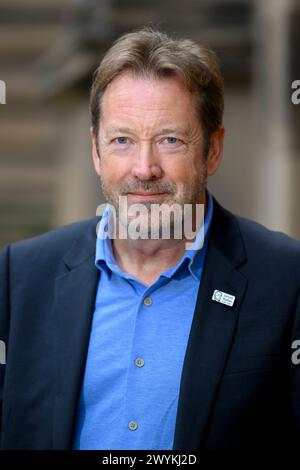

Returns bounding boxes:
[105,127,187,136]
[106,127,134,136]
[157,128,187,136]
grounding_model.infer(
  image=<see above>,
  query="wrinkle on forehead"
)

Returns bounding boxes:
[102,72,197,116]
[99,71,203,145]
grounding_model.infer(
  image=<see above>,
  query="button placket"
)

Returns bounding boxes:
[124,292,155,435]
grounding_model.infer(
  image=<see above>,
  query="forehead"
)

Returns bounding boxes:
[100,71,199,126]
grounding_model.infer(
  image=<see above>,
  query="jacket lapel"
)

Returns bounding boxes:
[52,218,100,449]
[173,199,248,450]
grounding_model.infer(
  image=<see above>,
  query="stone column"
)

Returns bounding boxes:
[253,0,295,234]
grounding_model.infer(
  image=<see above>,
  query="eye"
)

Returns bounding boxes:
[114,136,128,145]
[159,136,184,147]
[165,137,178,144]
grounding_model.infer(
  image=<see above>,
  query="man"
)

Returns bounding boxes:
[0,28,300,451]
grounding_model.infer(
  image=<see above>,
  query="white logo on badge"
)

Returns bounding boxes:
[212,290,235,307]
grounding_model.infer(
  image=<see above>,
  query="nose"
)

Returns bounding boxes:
[131,142,163,180]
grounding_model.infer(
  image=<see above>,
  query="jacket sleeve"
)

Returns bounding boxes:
[0,245,10,443]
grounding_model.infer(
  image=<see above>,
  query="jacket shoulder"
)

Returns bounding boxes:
[231,212,300,281]
[235,212,300,257]
[4,217,99,264]
[212,197,300,271]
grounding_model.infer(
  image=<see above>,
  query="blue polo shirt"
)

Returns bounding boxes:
[73,191,213,450]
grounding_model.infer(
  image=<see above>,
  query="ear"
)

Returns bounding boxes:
[206,126,225,176]
[90,126,101,176]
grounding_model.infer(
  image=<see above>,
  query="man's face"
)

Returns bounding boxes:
[91,71,224,237]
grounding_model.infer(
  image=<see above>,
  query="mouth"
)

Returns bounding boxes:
[126,192,168,200]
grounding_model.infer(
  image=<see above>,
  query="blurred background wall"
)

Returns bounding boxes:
[0,0,299,248]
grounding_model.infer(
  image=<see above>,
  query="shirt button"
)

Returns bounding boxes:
[143,296,152,306]
[135,358,145,368]
[128,420,138,431]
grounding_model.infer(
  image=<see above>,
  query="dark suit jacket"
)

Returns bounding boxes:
[0,197,300,450]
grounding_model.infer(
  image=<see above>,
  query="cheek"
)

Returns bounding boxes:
[101,157,130,185]
[164,158,199,183]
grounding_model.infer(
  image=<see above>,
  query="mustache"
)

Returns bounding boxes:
[119,181,177,194]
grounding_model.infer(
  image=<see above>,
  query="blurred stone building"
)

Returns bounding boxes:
[0,0,299,248]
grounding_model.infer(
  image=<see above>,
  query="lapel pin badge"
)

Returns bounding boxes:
[212,289,236,307]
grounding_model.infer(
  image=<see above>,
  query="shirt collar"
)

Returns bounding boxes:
[95,189,213,281]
